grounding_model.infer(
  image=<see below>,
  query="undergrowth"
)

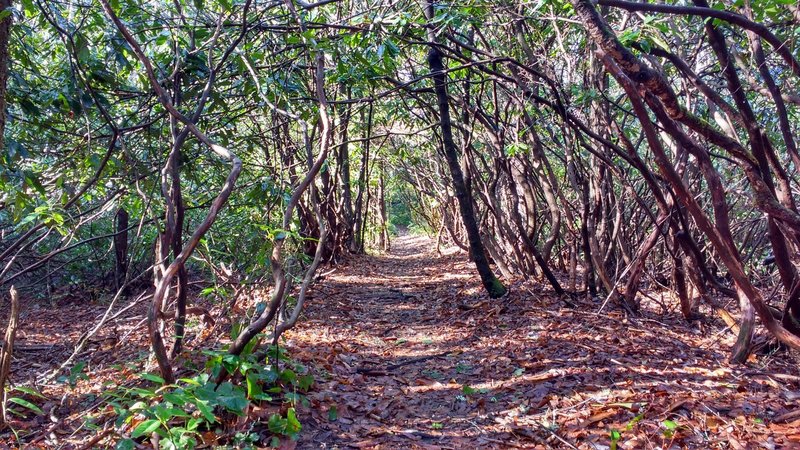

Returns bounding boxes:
[99,342,313,449]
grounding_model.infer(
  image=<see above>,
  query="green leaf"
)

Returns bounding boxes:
[187,417,203,431]
[68,361,88,387]
[279,368,297,383]
[610,429,621,450]
[23,171,45,196]
[140,373,165,385]
[618,28,641,45]
[328,405,338,421]
[115,439,135,450]
[286,407,302,437]
[663,419,678,430]
[155,31,170,46]
[7,397,43,415]
[200,287,216,297]
[246,372,262,399]
[131,419,161,438]
[128,401,148,412]
[127,387,156,398]
[297,374,314,391]
[154,405,189,422]
[214,382,249,414]
[13,386,46,399]
[163,392,187,405]
[192,398,216,423]
[20,0,35,16]
[626,413,645,430]
[268,413,288,434]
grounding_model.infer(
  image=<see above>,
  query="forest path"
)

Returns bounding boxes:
[286,235,800,449]
[289,234,521,448]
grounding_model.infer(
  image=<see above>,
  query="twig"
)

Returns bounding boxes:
[775,409,800,423]
[356,351,451,376]
[75,428,115,450]
[746,370,800,384]
[537,423,579,450]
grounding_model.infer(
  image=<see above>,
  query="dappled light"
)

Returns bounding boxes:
[285,237,800,448]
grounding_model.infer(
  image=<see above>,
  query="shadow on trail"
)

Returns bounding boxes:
[286,235,800,449]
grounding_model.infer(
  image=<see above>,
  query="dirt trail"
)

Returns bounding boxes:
[289,234,502,448]
[288,235,800,449]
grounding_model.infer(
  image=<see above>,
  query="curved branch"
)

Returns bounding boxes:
[598,0,800,78]
[100,0,243,383]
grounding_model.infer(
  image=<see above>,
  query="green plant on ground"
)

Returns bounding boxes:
[104,346,314,449]
[4,386,46,418]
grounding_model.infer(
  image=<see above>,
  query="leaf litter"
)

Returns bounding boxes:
[285,235,800,449]
[1,234,799,449]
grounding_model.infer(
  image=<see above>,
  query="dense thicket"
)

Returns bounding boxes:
[1,0,799,426]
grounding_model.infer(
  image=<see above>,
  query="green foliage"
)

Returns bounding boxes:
[58,361,89,388]
[6,392,44,416]
[607,411,646,447]
[609,428,621,450]
[504,142,529,157]
[461,384,490,396]
[103,347,314,448]
[7,0,800,445]
[662,419,680,438]
[386,166,435,236]
[267,407,302,439]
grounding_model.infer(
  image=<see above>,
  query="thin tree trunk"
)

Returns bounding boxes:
[114,208,129,292]
[0,0,12,152]
[0,286,19,424]
[423,1,506,298]
[730,290,756,363]
[337,91,355,250]
[353,102,372,254]
[378,160,389,251]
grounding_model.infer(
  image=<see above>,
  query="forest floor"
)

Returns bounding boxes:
[286,235,800,449]
[3,235,800,449]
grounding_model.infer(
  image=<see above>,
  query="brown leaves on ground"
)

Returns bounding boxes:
[2,235,800,449]
[285,235,800,449]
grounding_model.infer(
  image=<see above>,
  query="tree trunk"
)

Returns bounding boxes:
[114,208,129,292]
[423,2,506,298]
[593,44,800,352]
[0,286,19,424]
[378,160,389,251]
[0,0,12,153]
[353,102,372,254]
[337,92,355,251]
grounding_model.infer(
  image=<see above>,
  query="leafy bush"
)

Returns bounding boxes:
[104,346,313,449]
